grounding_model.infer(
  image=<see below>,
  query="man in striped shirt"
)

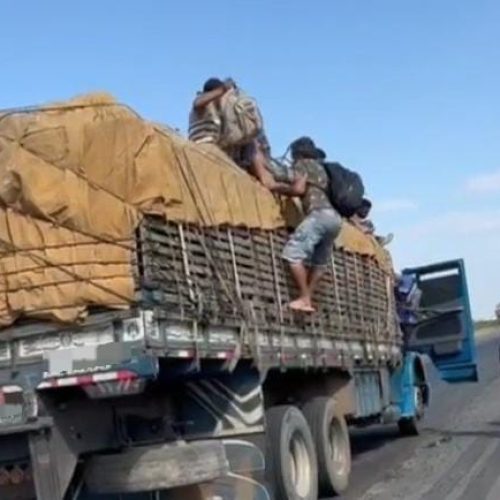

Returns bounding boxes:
[189,78,275,189]
[188,78,229,145]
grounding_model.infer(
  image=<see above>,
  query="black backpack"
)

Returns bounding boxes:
[323,161,365,217]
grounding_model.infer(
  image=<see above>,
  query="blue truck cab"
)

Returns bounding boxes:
[402,259,477,383]
[389,259,477,435]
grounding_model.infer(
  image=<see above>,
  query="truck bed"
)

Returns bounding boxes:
[0,215,402,378]
[135,215,402,369]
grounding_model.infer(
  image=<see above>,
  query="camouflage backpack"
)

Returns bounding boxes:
[219,88,264,147]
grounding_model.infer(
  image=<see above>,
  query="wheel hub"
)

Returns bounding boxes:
[329,419,348,476]
[289,431,312,497]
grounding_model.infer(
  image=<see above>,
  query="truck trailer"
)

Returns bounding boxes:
[0,96,478,500]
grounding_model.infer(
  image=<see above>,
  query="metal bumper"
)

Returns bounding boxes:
[85,440,230,494]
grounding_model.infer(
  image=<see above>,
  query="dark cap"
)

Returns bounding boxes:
[361,198,372,209]
[203,78,225,92]
[356,198,372,218]
[315,148,326,161]
[290,136,317,159]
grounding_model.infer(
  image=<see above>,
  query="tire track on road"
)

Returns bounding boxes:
[358,360,500,500]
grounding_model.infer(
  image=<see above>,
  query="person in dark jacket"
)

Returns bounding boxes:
[351,198,393,246]
[315,146,393,247]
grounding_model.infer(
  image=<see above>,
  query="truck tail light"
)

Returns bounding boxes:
[0,464,31,486]
[0,386,23,404]
[37,370,146,399]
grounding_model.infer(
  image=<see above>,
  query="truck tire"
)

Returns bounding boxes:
[183,477,271,500]
[302,397,351,496]
[398,385,425,436]
[265,405,318,500]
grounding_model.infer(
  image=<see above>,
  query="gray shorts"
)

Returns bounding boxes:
[282,208,342,267]
[228,131,269,170]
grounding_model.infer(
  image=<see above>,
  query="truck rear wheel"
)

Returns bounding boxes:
[265,405,318,500]
[302,397,351,496]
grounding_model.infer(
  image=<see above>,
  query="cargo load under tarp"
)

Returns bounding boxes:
[0,93,392,327]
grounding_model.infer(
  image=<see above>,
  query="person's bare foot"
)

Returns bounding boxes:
[289,298,316,313]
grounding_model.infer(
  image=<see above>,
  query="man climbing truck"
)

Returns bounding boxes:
[0,95,478,500]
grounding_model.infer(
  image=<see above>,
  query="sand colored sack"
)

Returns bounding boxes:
[0,208,134,325]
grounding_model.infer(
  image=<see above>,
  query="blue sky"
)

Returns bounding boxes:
[1,0,499,317]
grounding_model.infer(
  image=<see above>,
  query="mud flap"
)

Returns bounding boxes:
[28,420,78,500]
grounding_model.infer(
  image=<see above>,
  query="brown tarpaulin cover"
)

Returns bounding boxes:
[0,93,391,326]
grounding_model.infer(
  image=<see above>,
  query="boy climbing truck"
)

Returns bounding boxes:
[0,95,478,500]
[273,137,344,313]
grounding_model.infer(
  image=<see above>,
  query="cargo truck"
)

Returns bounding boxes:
[0,98,478,500]
[0,227,478,500]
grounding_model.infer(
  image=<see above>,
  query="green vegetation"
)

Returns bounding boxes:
[474,319,500,330]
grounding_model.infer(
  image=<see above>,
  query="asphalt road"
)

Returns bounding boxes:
[339,332,500,500]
